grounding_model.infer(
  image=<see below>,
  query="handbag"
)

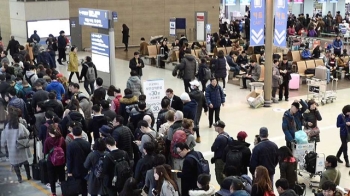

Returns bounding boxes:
[61,177,83,196]
[304,127,320,137]
[16,124,30,149]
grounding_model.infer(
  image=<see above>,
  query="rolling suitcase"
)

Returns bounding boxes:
[31,163,41,180]
[39,159,49,184]
[289,74,300,90]
[314,66,327,80]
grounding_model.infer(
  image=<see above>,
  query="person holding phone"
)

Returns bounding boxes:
[129,52,145,79]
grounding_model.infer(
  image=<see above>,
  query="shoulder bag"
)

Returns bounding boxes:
[16,124,30,149]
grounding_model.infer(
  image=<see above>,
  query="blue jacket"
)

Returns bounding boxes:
[46,80,65,100]
[301,49,311,59]
[211,132,230,159]
[337,114,350,137]
[183,99,198,121]
[282,110,298,142]
[37,51,54,68]
[333,39,343,50]
[249,139,278,176]
[205,84,225,109]
[230,190,250,196]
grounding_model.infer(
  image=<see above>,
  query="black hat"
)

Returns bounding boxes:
[213,120,226,128]
[99,125,112,137]
[134,51,140,55]
[291,102,300,110]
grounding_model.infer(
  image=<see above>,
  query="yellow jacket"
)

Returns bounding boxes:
[68,52,79,72]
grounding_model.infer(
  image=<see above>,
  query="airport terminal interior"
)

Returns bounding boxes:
[1,0,350,196]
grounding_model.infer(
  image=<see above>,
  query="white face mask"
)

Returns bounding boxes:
[190,85,195,90]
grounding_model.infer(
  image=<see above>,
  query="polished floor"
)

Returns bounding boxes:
[0,50,350,196]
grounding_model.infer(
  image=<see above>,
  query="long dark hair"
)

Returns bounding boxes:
[155,165,178,194]
[119,177,138,196]
[8,106,20,129]
[277,146,294,162]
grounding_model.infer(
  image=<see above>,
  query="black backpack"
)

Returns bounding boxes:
[25,74,35,86]
[226,149,243,170]
[107,151,132,190]
[304,151,317,174]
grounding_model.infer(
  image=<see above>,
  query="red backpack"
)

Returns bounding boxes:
[170,129,187,158]
[50,138,65,166]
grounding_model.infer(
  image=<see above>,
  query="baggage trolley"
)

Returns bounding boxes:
[292,141,325,190]
[306,78,337,105]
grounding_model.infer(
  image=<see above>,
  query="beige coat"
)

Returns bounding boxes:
[68,51,79,72]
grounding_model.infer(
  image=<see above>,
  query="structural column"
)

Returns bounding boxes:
[263,0,274,107]
[291,3,302,16]
[303,0,314,16]
[337,0,346,17]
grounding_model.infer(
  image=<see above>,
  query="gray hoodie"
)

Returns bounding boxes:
[127,76,143,97]
[25,70,38,85]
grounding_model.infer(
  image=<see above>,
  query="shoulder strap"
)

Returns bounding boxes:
[76,141,86,157]
[187,151,201,162]
[145,132,155,142]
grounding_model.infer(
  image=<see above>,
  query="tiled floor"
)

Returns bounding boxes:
[0,50,350,196]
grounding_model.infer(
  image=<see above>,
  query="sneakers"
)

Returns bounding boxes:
[272,98,279,103]
[346,163,350,168]
[196,137,201,143]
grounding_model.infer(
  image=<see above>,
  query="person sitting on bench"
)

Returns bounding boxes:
[240,60,261,89]
[301,46,312,60]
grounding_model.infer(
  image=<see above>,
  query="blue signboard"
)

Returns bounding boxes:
[170,18,176,36]
[91,33,110,72]
[274,0,288,47]
[250,0,265,46]
[329,0,338,3]
[112,11,118,22]
[318,0,327,2]
[79,8,109,29]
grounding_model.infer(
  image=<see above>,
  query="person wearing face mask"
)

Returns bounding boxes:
[336,105,350,167]
[219,34,233,47]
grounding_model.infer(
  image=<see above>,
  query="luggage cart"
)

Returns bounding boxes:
[306,78,337,105]
[292,142,325,191]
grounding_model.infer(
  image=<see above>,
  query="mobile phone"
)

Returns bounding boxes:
[152,188,157,195]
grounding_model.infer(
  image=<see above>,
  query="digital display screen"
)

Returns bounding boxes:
[27,19,70,38]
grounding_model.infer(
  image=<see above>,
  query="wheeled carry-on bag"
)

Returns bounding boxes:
[39,159,49,184]
[289,74,300,90]
[314,66,327,80]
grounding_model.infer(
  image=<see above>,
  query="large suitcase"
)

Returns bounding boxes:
[156,55,165,68]
[31,163,41,180]
[39,159,49,184]
[289,74,300,90]
[314,66,327,80]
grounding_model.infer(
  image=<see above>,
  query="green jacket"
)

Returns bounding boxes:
[319,167,341,188]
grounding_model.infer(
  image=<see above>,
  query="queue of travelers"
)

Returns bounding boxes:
[1,10,350,196]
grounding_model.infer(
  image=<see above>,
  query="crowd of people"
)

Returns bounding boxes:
[0,10,349,196]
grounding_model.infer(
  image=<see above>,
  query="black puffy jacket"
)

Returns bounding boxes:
[112,125,134,160]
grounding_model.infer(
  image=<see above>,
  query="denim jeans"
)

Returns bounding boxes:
[326,69,331,83]
[84,80,95,95]
[230,65,240,76]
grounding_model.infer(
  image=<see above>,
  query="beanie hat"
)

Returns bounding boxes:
[291,102,300,110]
[180,92,191,101]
